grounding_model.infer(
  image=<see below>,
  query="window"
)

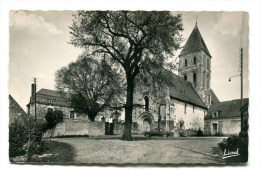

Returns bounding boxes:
[212,123,218,135]
[184,59,187,67]
[207,58,210,69]
[213,111,218,118]
[193,57,196,64]
[209,94,212,105]
[184,74,187,81]
[193,73,197,86]
[206,74,210,88]
[144,96,149,111]
[202,72,206,88]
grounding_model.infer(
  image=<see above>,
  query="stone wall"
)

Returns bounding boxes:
[204,117,240,136]
[44,119,105,137]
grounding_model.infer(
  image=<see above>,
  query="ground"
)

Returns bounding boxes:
[30,140,75,164]
[48,135,226,164]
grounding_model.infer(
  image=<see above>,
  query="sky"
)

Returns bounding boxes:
[9,11,249,111]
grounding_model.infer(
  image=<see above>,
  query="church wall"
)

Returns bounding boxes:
[172,99,205,131]
[132,90,161,122]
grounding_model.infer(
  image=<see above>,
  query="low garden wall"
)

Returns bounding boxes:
[43,119,105,137]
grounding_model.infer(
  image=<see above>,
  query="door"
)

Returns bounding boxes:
[143,118,151,132]
[212,123,218,135]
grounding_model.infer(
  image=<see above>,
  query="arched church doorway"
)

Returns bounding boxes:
[143,118,151,132]
[137,112,154,133]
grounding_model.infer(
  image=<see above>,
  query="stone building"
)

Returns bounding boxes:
[178,22,212,108]
[204,98,249,135]
[27,85,80,119]
[27,85,111,121]
[132,23,219,134]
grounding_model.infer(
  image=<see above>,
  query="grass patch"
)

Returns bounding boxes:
[29,140,75,164]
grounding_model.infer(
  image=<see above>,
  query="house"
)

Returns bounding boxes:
[204,98,249,135]
[26,85,110,121]
[131,23,219,134]
[9,94,28,125]
[26,85,83,120]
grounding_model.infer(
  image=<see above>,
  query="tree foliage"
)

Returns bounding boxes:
[9,117,48,159]
[70,11,183,140]
[55,55,125,121]
[45,109,64,129]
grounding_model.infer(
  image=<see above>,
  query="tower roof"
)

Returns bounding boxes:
[179,23,211,57]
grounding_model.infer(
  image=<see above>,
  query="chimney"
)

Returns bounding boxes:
[31,84,36,97]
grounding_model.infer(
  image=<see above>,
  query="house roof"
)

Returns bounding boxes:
[163,70,207,109]
[206,98,249,119]
[26,88,71,107]
[37,88,69,98]
[179,23,211,57]
[9,94,28,124]
[210,89,220,104]
[9,95,26,115]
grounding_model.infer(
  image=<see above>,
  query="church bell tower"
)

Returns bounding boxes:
[178,22,212,107]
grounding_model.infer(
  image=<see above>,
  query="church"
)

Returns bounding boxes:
[131,23,219,134]
[26,22,220,136]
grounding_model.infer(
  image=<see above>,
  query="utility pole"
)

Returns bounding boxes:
[34,78,37,121]
[240,48,243,132]
[228,48,244,133]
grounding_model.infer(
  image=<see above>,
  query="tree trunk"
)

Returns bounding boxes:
[122,76,135,141]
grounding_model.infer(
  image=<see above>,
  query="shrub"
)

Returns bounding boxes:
[196,128,204,136]
[10,109,64,160]
[45,109,64,129]
[9,117,48,159]
[219,135,240,151]
[9,120,28,157]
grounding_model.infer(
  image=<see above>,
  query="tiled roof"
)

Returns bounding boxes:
[9,95,28,124]
[206,98,249,119]
[28,88,71,107]
[179,24,211,57]
[9,95,26,115]
[37,88,69,98]
[210,89,219,104]
[163,70,207,109]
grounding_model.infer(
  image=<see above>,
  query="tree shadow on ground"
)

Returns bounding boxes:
[29,140,76,164]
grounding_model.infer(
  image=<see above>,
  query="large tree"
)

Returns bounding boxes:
[55,56,125,121]
[70,11,183,140]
